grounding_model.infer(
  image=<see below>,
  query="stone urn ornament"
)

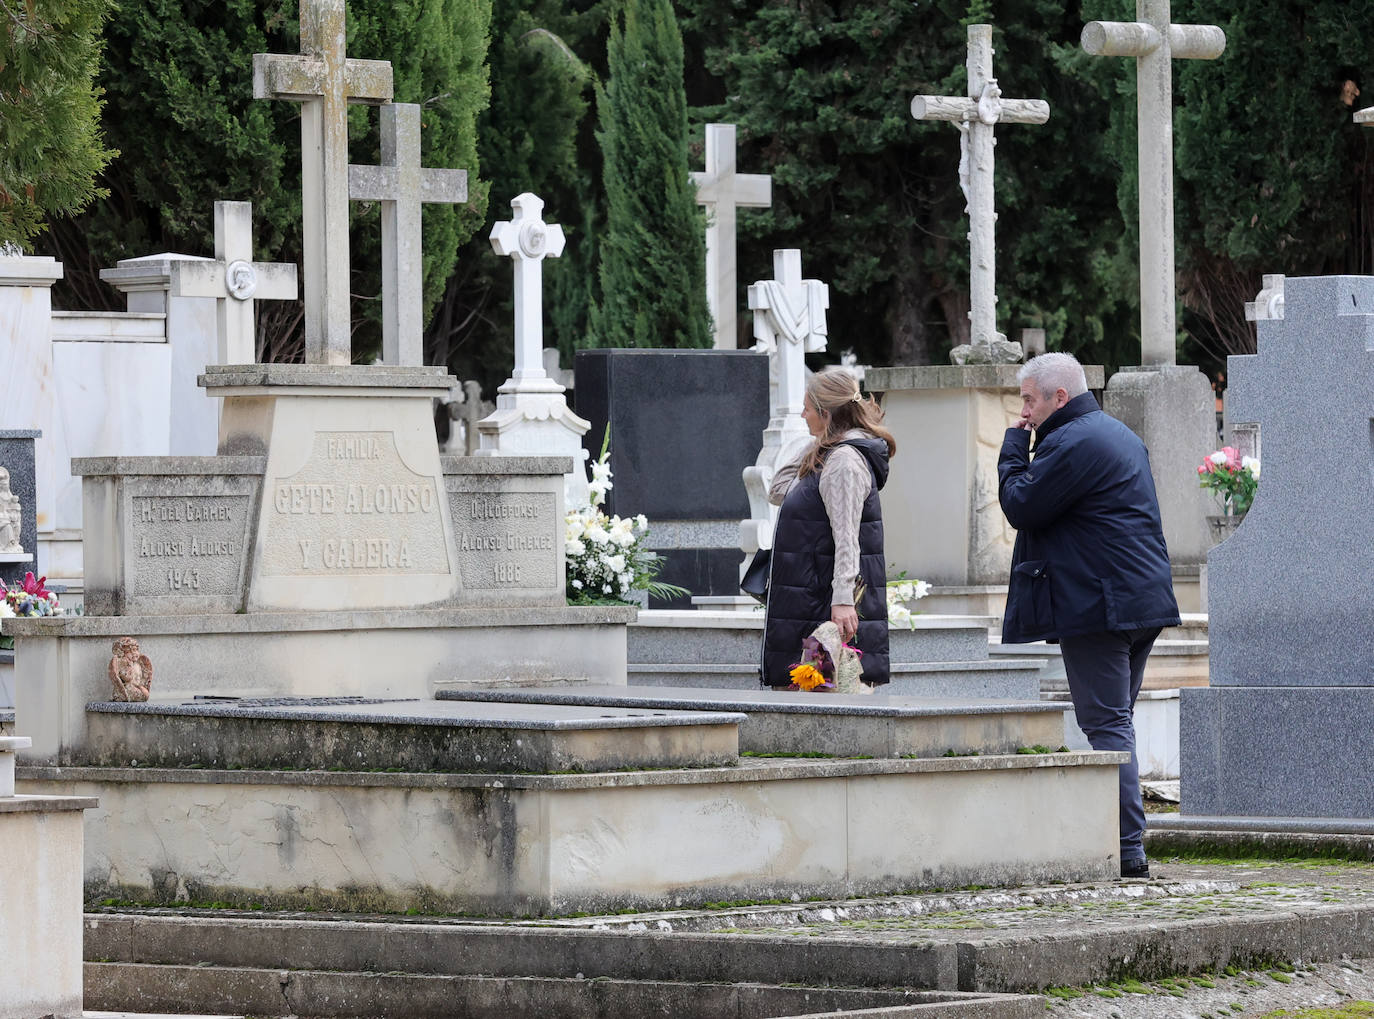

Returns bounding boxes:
[109,637,153,702]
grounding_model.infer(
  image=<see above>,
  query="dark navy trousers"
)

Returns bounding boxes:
[1058,627,1162,866]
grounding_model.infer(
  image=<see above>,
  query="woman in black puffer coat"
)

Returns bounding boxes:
[761,368,896,689]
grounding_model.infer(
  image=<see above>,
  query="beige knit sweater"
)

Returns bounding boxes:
[768,429,874,606]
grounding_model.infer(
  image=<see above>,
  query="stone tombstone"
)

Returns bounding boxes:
[1182,275,1374,819]
[76,457,262,615]
[574,349,769,604]
[911,23,1048,364]
[443,456,568,606]
[0,431,39,589]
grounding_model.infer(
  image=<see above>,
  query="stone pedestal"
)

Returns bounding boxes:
[1102,365,1216,566]
[867,364,1106,587]
[0,735,97,1019]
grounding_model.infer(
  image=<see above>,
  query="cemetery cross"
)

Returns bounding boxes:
[1081,0,1225,366]
[748,249,828,431]
[253,0,393,365]
[911,24,1049,360]
[691,124,772,350]
[168,201,299,365]
[349,103,469,367]
[489,194,566,393]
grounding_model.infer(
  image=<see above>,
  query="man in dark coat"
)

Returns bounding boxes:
[998,353,1180,879]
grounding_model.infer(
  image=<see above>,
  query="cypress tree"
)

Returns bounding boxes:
[0,0,116,250]
[588,0,710,349]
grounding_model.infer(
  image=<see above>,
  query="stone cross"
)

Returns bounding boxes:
[349,103,469,367]
[748,249,828,429]
[911,24,1049,362]
[253,0,393,365]
[1082,1,1225,367]
[168,201,299,364]
[692,124,772,350]
[489,193,566,391]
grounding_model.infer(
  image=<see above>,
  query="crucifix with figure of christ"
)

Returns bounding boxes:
[911,24,1049,362]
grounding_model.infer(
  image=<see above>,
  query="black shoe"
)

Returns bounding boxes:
[1120,858,1150,879]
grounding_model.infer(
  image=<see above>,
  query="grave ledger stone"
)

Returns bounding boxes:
[1181,275,1374,820]
[574,349,769,605]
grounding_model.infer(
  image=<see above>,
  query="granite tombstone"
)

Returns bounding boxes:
[1181,275,1374,819]
[0,431,39,589]
[574,349,769,604]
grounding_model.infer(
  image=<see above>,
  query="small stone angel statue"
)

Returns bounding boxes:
[109,637,153,702]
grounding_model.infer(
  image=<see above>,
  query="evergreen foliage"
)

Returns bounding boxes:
[427,0,605,396]
[38,0,490,363]
[588,0,710,349]
[0,0,116,250]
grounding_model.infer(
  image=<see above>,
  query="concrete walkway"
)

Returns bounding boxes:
[85,859,1374,1017]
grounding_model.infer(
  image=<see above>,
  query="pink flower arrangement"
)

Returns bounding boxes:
[1196,447,1260,516]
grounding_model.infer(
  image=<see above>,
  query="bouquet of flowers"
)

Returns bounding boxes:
[886,574,932,629]
[565,440,689,606]
[1196,446,1260,516]
[788,620,863,693]
[0,572,65,649]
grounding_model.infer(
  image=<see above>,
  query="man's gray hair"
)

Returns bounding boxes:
[1017,352,1089,400]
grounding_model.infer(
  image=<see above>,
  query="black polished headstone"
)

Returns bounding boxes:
[574,350,769,606]
[0,430,40,589]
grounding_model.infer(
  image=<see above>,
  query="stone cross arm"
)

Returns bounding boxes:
[1081,21,1225,59]
[252,53,393,104]
[693,169,772,206]
[1356,109,1374,126]
[909,94,1049,125]
[349,166,469,205]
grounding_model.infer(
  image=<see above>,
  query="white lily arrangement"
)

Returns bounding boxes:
[886,574,932,629]
[565,433,688,606]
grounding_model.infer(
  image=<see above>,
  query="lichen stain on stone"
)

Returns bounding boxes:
[274,803,302,869]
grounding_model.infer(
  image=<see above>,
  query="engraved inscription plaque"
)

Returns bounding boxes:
[452,491,558,590]
[260,431,449,576]
[122,475,257,613]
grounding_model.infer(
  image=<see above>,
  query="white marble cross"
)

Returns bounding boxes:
[1082,0,1225,367]
[349,103,469,367]
[692,124,772,350]
[911,24,1049,358]
[489,193,566,392]
[748,249,828,429]
[253,0,393,365]
[168,201,299,364]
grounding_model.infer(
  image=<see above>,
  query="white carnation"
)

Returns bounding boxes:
[571,579,584,590]
[566,539,586,557]
[635,514,648,530]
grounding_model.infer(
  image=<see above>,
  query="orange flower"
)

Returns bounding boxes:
[789,663,827,691]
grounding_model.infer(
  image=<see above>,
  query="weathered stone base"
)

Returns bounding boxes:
[0,794,97,1019]
[9,606,634,765]
[1181,686,1374,817]
[21,752,1123,917]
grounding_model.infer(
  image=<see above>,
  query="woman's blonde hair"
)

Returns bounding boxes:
[797,367,897,478]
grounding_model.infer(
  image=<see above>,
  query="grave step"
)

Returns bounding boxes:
[990,638,1209,691]
[79,697,742,774]
[84,961,1037,1019]
[630,610,996,666]
[437,685,1066,758]
[627,659,1043,700]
